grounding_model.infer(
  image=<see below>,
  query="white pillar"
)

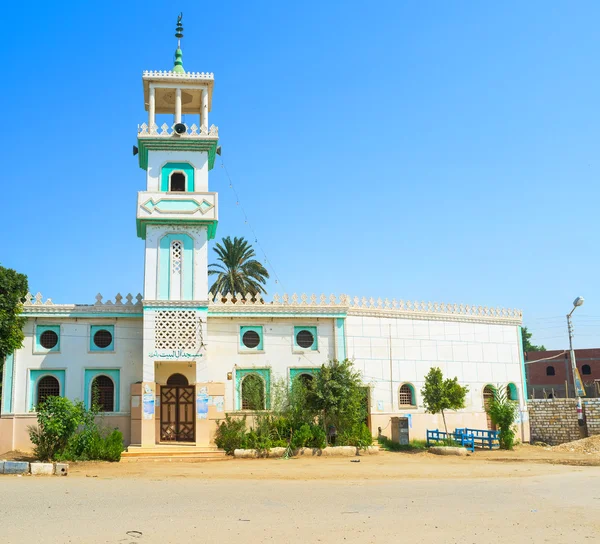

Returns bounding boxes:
[201,88,208,131]
[175,88,182,124]
[148,86,156,130]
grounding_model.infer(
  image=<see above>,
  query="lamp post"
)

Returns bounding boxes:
[567,296,585,426]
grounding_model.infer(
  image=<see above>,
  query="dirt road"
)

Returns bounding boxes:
[2,451,600,543]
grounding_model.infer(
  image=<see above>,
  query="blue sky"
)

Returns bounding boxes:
[1,1,598,350]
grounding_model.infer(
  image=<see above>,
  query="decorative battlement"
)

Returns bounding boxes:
[137,123,218,138]
[142,70,214,80]
[21,292,143,316]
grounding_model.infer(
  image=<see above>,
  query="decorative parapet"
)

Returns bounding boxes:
[21,292,143,316]
[142,70,214,80]
[208,292,522,324]
[137,123,218,138]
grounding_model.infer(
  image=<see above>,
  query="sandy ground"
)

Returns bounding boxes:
[1,448,600,543]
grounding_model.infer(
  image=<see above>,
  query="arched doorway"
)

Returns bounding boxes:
[160,373,195,442]
[483,386,496,430]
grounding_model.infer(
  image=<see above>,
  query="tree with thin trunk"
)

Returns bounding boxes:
[208,236,269,298]
[421,367,469,435]
[0,265,28,403]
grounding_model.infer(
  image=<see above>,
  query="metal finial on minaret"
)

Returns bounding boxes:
[173,13,185,74]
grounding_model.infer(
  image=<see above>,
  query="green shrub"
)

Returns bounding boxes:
[485,388,518,450]
[338,423,373,449]
[291,424,312,449]
[28,397,85,461]
[214,415,247,454]
[378,436,428,452]
[309,425,327,449]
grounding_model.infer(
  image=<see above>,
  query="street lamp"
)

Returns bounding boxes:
[567,296,585,426]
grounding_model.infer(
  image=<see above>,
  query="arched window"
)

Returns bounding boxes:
[37,376,60,406]
[483,386,496,430]
[241,374,265,410]
[167,373,189,386]
[546,366,555,376]
[170,172,186,192]
[582,364,591,375]
[398,384,415,406]
[507,383,518,401]
[91,375,115,412]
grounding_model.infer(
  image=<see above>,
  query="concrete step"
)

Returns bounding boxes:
[122,445,227,460]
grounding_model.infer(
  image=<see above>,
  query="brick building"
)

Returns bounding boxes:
[525,348,600,398]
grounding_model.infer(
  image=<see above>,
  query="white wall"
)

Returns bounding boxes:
[146,150,209,192]
[10,319,143,415]
[206,318,336,411]
[346,315,524,414]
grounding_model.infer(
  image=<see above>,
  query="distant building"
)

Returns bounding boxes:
[525,349,600,398]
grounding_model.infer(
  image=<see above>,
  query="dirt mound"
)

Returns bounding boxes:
[550,435,600,454]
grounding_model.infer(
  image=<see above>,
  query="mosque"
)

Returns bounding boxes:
[0,18,529,454]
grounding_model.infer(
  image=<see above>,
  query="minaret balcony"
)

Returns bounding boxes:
[136,123,219,171]
[136,191,218,240]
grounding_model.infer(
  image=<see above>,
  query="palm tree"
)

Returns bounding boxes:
[208,236,270,298]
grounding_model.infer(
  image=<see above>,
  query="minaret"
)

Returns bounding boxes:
[134,15,219,447]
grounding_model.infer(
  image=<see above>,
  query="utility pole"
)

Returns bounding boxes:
[567,296,585,426]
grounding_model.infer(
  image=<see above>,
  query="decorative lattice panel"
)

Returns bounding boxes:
[154,310,201,350]
[171,240,183,274]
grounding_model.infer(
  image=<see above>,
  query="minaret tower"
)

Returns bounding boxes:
[133,15,220,447]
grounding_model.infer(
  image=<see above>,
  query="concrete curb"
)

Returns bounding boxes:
[232,445,380,458]
[429,446,468,456]
[0,461,69,476]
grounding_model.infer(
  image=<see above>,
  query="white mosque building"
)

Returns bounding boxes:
[0,19,529,454]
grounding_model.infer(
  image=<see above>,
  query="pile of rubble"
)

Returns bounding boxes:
[549,435,600,455]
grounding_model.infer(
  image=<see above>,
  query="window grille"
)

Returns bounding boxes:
[171,240,183,274]
[241,374,265,410]
[398,384,414,406]
[40,330,59,349]
[37,376,60,406]
[92,376,114,412]
[296,329,315,349]
[93,329,113,349]
[154,310,201,350]
[242,330,261,349]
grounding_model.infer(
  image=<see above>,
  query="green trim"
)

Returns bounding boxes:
[84,369,120,412]
[2,353,15,414]
[35,325,61,353]
[137,218,218,240]
[235,368,271,410]
[173,47,185,73]
[137,138,218,171]
[293,326,318,351]
[160,162,195,192]
[240,326,264,350]
[289,367,320,382]
[335,318,346,360]
[158,233,194,300]
[90,325,115,352]
[507,382,519,401]
[28,369,65,411]
[517,326,527,401]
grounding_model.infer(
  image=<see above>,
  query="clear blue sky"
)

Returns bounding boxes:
[1,1,598,350]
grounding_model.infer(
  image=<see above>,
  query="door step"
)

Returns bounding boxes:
[122,445,227,460]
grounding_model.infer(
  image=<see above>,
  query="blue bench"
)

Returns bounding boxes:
[426,429,475,452]
[454,428,499,450]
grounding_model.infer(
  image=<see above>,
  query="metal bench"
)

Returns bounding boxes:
[454,428,499,450]
[426,429,475,452]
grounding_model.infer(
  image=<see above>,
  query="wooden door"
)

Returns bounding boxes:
[160,386,195,442]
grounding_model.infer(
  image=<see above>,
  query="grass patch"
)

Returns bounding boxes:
[378,436,428,452]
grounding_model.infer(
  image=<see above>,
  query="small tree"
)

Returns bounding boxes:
[0,266,28,402]
[310,359,369,444]
[421,367,469,435]
[485,388,518,450]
